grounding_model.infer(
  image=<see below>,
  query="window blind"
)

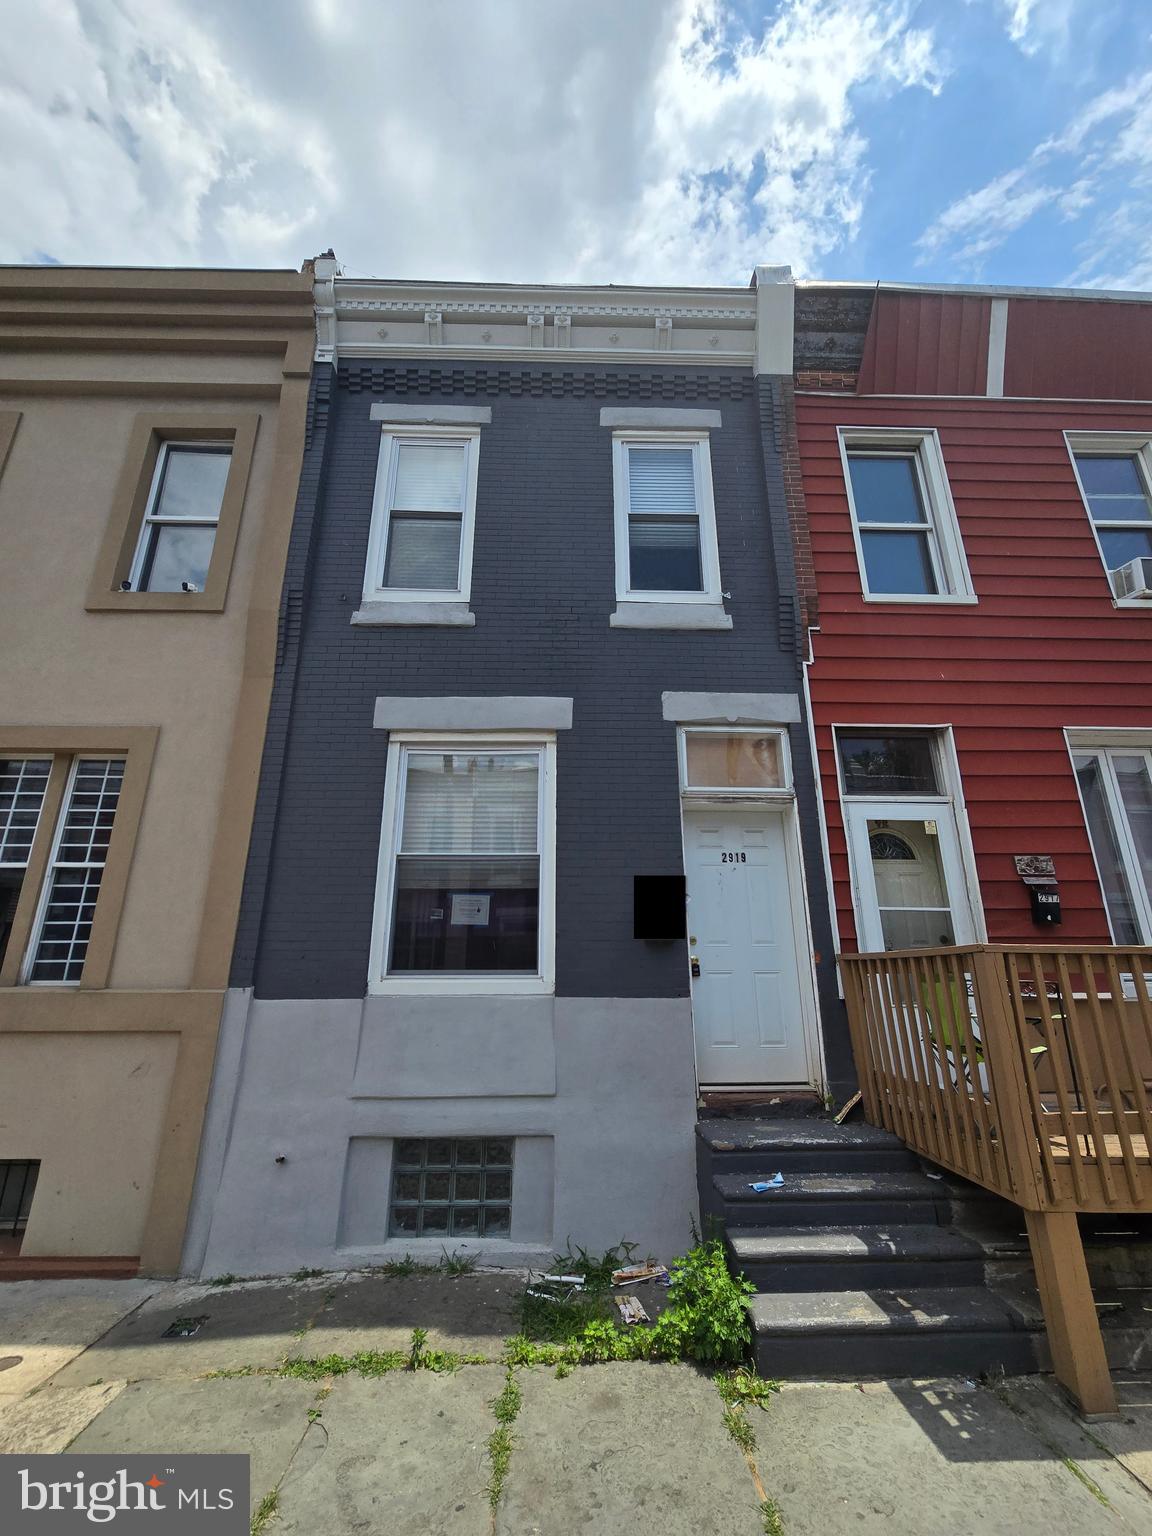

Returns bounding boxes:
[400,753,540,854]
[627,447,697,516]
[393,442,467,513]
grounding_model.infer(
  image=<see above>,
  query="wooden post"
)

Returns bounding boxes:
[1024,1209,1118,1419]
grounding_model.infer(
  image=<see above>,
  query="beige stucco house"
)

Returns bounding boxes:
[0,264,314,1275]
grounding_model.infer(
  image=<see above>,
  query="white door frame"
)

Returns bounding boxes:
[678,783,825,1093]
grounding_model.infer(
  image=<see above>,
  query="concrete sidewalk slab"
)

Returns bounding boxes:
[0,1381,126,1453]
[497,1363,764,1536]
[762,1379,1143,1534]
[276,1367,502,1535]
[50,1279,330,1385]
[0,1278,158,1395]
[69,1377,318,1516]
[996,1377,1152,1528]
[290,1273,519,1362]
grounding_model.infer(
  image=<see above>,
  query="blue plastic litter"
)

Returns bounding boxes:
[749,1173,784,1192]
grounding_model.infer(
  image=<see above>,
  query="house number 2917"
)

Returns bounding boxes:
[721,851,747,863]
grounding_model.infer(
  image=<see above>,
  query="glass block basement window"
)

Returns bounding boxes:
[390,1138,513,1237]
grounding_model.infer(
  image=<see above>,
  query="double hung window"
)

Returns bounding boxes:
[612,435,721,603]
[372,737,555,993]
[128,443,232,593]
[1068,440,1152,596]
[364,430,480,602]
[839,429,974,602]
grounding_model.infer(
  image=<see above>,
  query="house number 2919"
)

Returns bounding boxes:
[721,851,747,863]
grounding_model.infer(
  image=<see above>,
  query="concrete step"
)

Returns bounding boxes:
[714,1169,950,1227]
[728,1224,985,1292]
[748,1285,1039,1379]
[697,1117,918,1174]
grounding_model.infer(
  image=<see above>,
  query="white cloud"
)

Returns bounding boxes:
[917,63,1152,288]
[982,0,1081,56]
[0,0,942,282]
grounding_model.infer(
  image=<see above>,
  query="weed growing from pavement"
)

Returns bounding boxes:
[207,1274,239,1288]
[250,1488,279,1535]
[291,1267,325,1281]
[279,1329,487,1381]
[715,1368,780,1413]
[510,1236,754,1367]
[486,1368,523,1510]
[722,1405,756,1454]
[440,1247,478,1276]
[760,1496,785,1535]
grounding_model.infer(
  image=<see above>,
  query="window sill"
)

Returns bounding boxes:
[352,601,476,627]
[610,602,732,631]
[369,977,553,996]
[86,590,226,613]
[860,593,977,606]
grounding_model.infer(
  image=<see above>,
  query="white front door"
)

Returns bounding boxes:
[683,805,813,1086]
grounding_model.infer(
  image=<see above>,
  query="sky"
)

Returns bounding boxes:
[1,0,1150,290]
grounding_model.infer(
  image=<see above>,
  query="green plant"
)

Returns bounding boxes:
[722,1404,756,1453]
[291,1267,325,1281]
[555,1360,573,1378]
[486,1368,523,1510]
[651,1238,753,1363]
[440,1247,477,1276]
[760,1497,784,1535]
[407,1327,429,1369]
[715,1368,780,1412]
[250,1489,279,1535]
[553,1239,638,1294]
[374,1254,428,1277]
[208,1273,239,1288]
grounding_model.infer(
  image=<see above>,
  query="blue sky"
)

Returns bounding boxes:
[1,0,1150,289]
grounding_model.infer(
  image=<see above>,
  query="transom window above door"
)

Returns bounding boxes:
[838,428,975,604]
[680,729,791,795]
[612,434,722,604]
[837,733,940,796]
[364,428,481,603]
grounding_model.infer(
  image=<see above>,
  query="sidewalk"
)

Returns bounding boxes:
[3,1271,1152,1534]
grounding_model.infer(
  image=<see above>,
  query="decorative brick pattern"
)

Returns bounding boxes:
[794,370,858,391]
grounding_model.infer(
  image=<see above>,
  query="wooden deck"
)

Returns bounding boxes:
[841,943,1152,1416]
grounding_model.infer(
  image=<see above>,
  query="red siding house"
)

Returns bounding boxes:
[791,283,1152,962]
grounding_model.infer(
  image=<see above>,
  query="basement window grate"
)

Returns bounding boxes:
[389,1138,513,1238]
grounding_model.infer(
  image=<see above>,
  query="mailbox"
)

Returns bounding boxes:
[633,875,687,942]
[1015,855,1061,929]
[1029,884,1061,926]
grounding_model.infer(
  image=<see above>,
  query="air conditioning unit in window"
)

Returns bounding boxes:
[1111,557,1152,600]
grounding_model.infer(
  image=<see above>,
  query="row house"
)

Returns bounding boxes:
[782,282,1152,1413]
[0,265,314,1276]
[182,264,853,1276]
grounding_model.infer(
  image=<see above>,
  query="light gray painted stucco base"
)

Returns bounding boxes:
[184,990,700,1278]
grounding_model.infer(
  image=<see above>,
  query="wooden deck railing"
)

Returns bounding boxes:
[840,944,1152,1416]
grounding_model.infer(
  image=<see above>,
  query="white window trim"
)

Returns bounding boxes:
[833,724,986,950]
[837,427,976,605]
[611,431,723,606]
[1064,431,1152,608]
[1064,727,1152,945]
[363,425,481,605]
[676,726,794,801]
[127,439,232,593]
[368,731,556,996]
[19,755,121,987]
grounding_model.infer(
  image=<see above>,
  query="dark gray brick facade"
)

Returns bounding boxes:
[231,360,853,1095]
